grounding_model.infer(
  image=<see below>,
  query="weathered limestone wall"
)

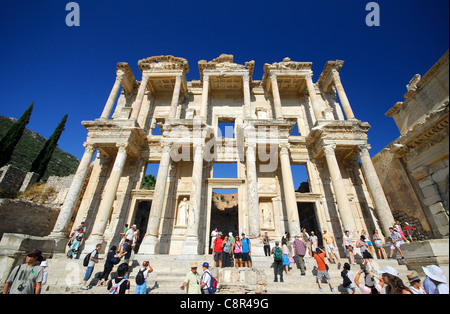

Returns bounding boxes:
[0,199,59,239]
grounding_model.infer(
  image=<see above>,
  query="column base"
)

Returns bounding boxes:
[83,234,106,254]
[182,236,202,255]
[138,235,159,255]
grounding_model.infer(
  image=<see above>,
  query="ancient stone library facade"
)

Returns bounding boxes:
[49,54,397,255]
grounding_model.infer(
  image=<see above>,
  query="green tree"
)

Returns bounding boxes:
[142,174,156,190]
[0,103,34,167]
[30,114,68,181]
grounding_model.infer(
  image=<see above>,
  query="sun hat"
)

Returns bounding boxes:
[40,261,49,267]
[378,265,399,277]
[422,265,447,283]
[407,272,421,283]
[190,262,198,268]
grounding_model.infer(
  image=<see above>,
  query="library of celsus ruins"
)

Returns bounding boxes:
[48,54,396,255]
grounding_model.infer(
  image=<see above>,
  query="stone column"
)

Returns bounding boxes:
[243,73,252,119]
[323,144,357,235]
[357,144,395,237]
[182,141,204,253]
[49,142,96,241]
[246,142,261,238]
[130,73,150,120]
[305,74,323,120]
[139,142,172,253]
[279,144,301,236]
[100,70,125,119]
[200,74,209,118]
[85,143,128,250]
[332,70,355,120]
[169,74,183,118]
[270,74,283,119]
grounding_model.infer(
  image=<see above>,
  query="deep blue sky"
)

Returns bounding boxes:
[0,0,448,188]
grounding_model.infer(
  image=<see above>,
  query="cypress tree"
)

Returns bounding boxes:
[0,103,34,167]
[30,114,68,181]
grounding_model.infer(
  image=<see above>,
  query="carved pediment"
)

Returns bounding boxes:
[138,55,189,74]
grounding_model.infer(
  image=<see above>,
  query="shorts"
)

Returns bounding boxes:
[326,244,336,253]
[214,251,223,261]
[390,240,404,250]
[362,251,373,259]
[234,252,242,259]
[345,284,356,292]
[317,270,331,281]
[242,252,250,262]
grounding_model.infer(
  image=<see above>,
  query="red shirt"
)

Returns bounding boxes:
[314,252,327,271]
[214,238,223,252]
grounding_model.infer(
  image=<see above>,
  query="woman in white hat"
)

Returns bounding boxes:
[378,266,412,294]
[422,265,449,294]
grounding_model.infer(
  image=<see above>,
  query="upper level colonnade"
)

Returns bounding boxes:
[97,54,357,129]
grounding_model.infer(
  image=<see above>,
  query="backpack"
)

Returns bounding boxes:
[135,268,145,285]
[83,249,97,267]
[274,246,282,261]
[202,271,218,294]
[109,278,126,294]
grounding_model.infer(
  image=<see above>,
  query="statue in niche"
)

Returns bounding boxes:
[177,197,189,226]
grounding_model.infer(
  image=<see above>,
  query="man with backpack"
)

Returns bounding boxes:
[81,243,102,290]
[200,262,217,294]
[107,263,130,294]
[271,241,284,282]
[134,260,153,294]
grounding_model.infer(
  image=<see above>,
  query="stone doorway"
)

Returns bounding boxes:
[297,202,322,245]
[209,189,239,254]
[133,200,151,253]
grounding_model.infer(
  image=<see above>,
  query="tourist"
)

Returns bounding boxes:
[404,222,415,242]
[281,231,290,244]
[222,235,232,267]
[118,223,128,254]
[81,243,102,290]
[213,232,224,268]
[241,232,252,267]
[40,260,49,287]
[378,265,412,294]
[301,228,311,256]
[67,226,84,259]
[125,224,137,250]
[388,227,405,260]
[343,230,356,265]
[134,260,153,294]
[73,221,86,234]
[181,262,201,294]
[407,272,426,294]
[2,249,44,294]
[262,232,273,257]
[341,263,356,294]
[210,227,218,254]
[292,235,306,275]
[322,229,341,268]
[394,221,408,242]
[233,235,242,268]
[361,229,376,258]
[271,241,284,282]
[107,263,130,294]
[356,235,375,270]
[310,231,318,253]
[228,232,234,243]
[200,262,213,294]
[97,245,121,286]
[354,267,384,294]
[372,229,387,259]
[312,247,335,293]
[281,239,291,274]
[120,239,133,265]
[422,265,449,294]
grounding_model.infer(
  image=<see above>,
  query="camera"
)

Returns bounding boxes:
[17,284,25,292]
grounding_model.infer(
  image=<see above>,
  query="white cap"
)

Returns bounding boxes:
[40,261,49,267]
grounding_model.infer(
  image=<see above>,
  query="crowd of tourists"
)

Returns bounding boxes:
[2,220,448,294]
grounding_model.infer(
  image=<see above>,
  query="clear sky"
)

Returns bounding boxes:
[0,0,448,188]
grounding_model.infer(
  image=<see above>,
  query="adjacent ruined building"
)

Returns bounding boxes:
[373,51,449,240]
[47,54,397,255]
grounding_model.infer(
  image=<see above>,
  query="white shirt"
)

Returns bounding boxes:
[409,285,426,294]
[435,283,449,294]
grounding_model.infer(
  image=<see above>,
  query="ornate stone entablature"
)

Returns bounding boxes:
[138,55,190,74]
[198,54,255,84]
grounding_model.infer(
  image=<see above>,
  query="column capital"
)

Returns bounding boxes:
[83,142,97,153]
[323,143,336,156]
[357,144,371,157]
[279,143,291,156]
[116,143,129,154]
[242,72,250,82]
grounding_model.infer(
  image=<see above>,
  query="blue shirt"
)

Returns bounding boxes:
[242,238,251,253]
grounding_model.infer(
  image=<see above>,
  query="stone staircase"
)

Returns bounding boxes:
[39,252,412,294]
